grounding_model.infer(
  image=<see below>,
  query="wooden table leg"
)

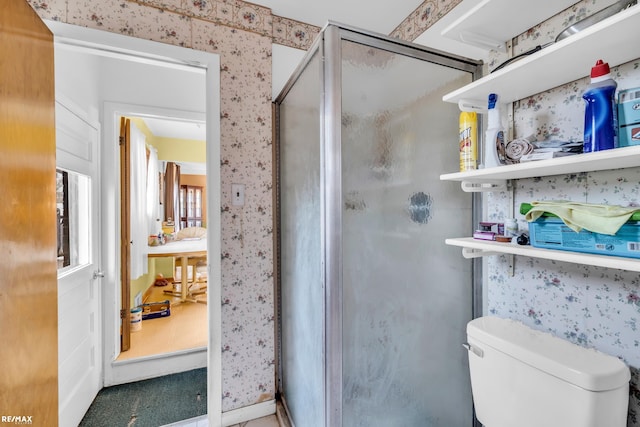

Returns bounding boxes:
[180,255,188,302]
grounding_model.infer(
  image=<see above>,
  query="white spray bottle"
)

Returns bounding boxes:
[484,93,507,168]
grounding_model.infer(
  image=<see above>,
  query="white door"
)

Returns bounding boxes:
[56,100,102,426]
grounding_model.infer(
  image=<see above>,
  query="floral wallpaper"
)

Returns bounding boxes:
[480,1,640,424]
[29,0,320,49]
[390,0,463,42]
[272,15,320,50]
[200,24,276,411]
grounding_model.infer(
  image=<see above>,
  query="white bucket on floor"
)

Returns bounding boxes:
[131,307,142,332]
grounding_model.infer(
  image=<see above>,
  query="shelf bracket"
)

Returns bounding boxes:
[461,247,500,259]
[460,180,507,192]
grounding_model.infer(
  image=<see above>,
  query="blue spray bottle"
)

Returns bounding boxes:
[583,59,617,152]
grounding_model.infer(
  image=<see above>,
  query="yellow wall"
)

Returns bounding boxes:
[130,257,176,306]
[130,259,155,306]
[154,136,206,163]
[154,257,174,279]
[128,116,206,164]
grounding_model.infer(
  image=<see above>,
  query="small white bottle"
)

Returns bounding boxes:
[484,93,507,168]
[504,218,518,237]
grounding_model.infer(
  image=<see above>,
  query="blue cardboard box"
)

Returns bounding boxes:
[618,87,640,147]
[140,300,171,320]
[529,217,640,258]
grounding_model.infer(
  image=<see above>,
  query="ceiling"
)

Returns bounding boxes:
[143,117,205,141]
[253,0,425,35]
[259,0,491,61]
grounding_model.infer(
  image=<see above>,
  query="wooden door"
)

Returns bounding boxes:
[120,117,132,351]
[0,0,58,424]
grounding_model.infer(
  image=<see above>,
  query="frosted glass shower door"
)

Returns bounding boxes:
[278,51,324,427]
[340,39,475,426]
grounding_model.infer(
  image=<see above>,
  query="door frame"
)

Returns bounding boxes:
[46,20,222,425]
[105,102,208,379]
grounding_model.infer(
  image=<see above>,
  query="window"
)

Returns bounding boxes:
[56,169,90,270]
[179,185,203,229]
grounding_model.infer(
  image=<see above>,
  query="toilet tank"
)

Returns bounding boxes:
[466,316,630,427]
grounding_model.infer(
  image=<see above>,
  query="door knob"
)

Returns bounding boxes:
[93,270,105,279]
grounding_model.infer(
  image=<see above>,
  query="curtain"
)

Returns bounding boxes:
[129,122,149,279]
[146,147,160,236]
[164,162,181,230]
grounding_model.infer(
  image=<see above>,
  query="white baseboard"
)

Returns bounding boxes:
[222,400,276,426]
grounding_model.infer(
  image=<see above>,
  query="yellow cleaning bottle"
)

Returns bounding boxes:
[459,111,478,171]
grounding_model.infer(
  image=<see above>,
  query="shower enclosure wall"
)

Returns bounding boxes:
[275,23,483,427]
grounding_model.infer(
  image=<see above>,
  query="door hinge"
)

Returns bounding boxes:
[119,136,125,145]
[120,309,128,319]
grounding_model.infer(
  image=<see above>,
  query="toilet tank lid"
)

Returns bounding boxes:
[467,316,630,391]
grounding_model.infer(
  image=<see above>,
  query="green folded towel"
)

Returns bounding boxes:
[524,201,640,235]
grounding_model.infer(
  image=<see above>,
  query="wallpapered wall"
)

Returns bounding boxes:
[30,0,640,422]
[480,1,640,425]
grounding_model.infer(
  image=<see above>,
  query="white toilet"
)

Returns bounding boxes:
[465,316,630,427]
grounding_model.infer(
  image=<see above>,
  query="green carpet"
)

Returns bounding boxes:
[79,368,207,427]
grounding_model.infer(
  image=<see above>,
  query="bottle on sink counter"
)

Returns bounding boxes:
[583,59,618,152]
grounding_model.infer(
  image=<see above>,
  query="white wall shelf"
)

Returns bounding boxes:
[441,3,640,272]
[442,4,640,105]
[446,237,640,272]
[440,0,576,52]
[440,145,640,183]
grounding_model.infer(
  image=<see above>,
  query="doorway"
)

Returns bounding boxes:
[47,19,222,423]
[117,113,209,361]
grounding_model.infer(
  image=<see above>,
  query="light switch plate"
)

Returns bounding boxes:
[231,183,245,206]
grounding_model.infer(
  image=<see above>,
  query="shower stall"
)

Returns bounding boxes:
[274,23,483,427]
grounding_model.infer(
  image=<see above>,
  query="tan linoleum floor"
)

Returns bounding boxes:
[117,283,208,360]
